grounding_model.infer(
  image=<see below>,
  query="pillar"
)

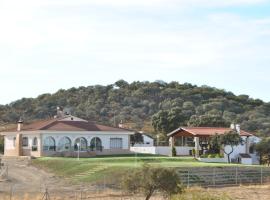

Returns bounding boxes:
[246,136,250,154]
[15,133,22,156]
[194,137,200,158]
[170,136,175,157]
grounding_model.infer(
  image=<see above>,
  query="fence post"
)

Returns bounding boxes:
[213,168,216,187]
[261,166,263,185]
[187,171,190,188]
[235,167,238,185]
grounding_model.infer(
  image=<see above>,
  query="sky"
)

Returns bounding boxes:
[0,0,270,104]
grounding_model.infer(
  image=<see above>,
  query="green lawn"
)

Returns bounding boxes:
[32,154,247,184]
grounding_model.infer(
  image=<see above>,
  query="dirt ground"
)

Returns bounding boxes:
[1,158,270,199]
[208,185,270,200]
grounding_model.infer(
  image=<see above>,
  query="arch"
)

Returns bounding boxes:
[58,136,72,151]
[32,137,38,151]
[74,137,87,151]
[90,137,102,151]
[32,137,38,146]
[22,137,28,147]
[43,136,56,151]
[13,137,16,147]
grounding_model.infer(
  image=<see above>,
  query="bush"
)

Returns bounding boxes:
[192,149,196,157]
[201,154,224,159]
[0,136,4,154]
[121,164,183,200]
[172,147,177,157]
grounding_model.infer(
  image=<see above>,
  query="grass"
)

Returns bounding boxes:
[32,154,250,184]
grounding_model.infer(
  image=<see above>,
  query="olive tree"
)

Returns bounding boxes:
[220,131,243,163]
[121,164,183,200]
[255,137,270,165]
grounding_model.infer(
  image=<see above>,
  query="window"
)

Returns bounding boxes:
[22,137,28,147]
[74,137,87,151]
[58,137,72,151]
[110,138,123,149]
[90,137,102,151]
[43,137,56,151]
[13,137,16,147]
[32,137,38,151]
[33,137,38,146]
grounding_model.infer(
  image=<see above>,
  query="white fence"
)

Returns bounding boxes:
[130,146,194,156]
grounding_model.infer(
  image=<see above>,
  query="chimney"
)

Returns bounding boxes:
[230,123,235,130]
[57,106,64,118]
[235,124,241,134]
[118,120,124,128]
[17,117,23,131]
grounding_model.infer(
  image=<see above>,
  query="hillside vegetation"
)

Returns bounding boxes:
[0,80,269,136]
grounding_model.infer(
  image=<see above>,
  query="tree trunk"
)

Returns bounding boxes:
[227,154,230,163]
[145,191,154,200]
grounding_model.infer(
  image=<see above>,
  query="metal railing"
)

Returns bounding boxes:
[177,167,270,187]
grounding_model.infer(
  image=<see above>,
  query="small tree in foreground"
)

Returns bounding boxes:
[255,137,270,166]
[220,131,243,163]
[121,164,183,200]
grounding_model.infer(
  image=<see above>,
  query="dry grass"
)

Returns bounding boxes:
[2,185,270,200]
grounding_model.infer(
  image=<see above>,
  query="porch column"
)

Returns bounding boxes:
[194,137,200,158]
[246,136,250,154]
[38,135,43,157]
[15,133,22,156]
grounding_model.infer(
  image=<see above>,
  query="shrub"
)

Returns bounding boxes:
[121,164,183,200]
[192,149,196,157]
[172,147,177,157]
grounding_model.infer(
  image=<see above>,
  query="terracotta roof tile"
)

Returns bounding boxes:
[2,118,129,132]
[168,127,253,137]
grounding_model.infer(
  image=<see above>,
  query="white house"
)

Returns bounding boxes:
[131,124,260,165]
[0,114,134,157]
[167,125,260,164]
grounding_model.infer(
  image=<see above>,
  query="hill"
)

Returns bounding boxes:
[0,80,269,136]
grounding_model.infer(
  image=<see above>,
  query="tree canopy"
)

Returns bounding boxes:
[0,80,269,136]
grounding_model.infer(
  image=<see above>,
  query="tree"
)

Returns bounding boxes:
[188,115,229,127]
[0,136,4,153]
[151,110,169,134]
[255,138,270,165]
[121,164,183,200]
[209,134,221,154]
[220,131,243,163]
[130,132,144,146]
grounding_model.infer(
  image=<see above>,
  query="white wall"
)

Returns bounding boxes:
[4,135,16,150]
[42,132,130,150]
[241,158,253,165]
[130,146,194,156]
[223,136,248,161]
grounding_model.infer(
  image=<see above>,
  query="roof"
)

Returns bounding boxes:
[1,116,132,133]
[168,127,253,137]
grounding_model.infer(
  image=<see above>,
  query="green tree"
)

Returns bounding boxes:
[209,134,221,154]
[130,132,144,146]
[121,164,183,200]
[151,110,169,134]
[0,136,4,153]
[255,138,270,165]
[188,115,229,127]
[220,131,243,163]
